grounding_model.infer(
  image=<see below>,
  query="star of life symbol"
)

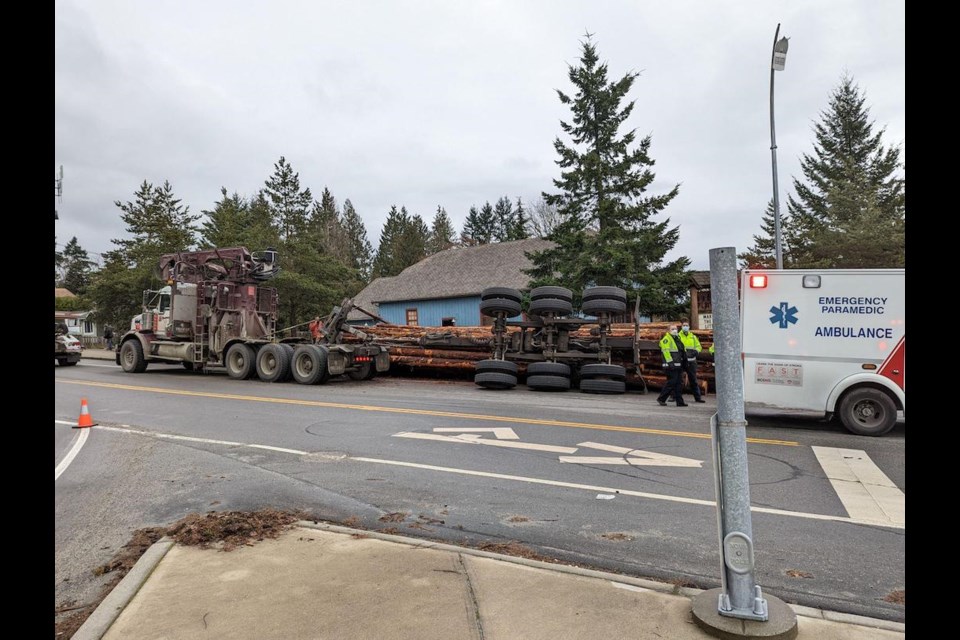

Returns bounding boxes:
[769,302,798,329]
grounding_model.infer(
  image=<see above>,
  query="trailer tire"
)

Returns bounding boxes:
[291,345,329,385]
[527,375,570,391]
[527,362,571,377]
[581,297,627,316]
[579,378,626,394]
[530,286,573,302]
[838,388,898,436]
[120,340,148,373]
[582,286,627,303]
[529,298,573,316]
[256,343,291,383]
[225,343,256,379]
[475,359,518,376]
[475,371,517,389]
[579,364,627,381]
[480,298,522,318]
[481,287,523,303]
[279,344,296,381]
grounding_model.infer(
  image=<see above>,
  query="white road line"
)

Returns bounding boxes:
[393,431,577,453]
[95,425,309,454]
[55,427,89,480]
[812,446,905,526]
[86,425,904,530]
[55,420,75,426]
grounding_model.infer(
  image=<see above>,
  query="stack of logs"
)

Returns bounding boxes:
[348,322,715,393]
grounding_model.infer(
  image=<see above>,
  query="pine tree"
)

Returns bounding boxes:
[200,188,251,248]
[785,75,905,268]
[460,206,483,246]
[492,197,514,242]
[341,199,374,282]
[506,197,530,241]
[738,201,786,269]
[59,236,93,296]
[263,156,312,240]
[396,209,429,270]
[428,205,457,254]
[372,205,409,277]
[525,35,689,317]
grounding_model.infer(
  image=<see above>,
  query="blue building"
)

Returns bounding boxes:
[348,238,555,327]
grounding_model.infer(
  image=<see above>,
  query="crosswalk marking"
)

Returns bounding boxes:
[812,447,904,526]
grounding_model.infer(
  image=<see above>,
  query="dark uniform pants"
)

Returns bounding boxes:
[657,365,684,403]
[682,362,701,400]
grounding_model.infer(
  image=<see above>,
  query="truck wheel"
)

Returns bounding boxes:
[838,388,898,436]
[347,362,376,381]
[474,371,517,389]
[292,345,329,385]
[528,298,573,316]
[225,343,256,380]
[119,340,148,373]
[475,359,518,376]
[256,343,291,383]
[530,286,573,302]
[582,286,627,303]
[579,379,626,394]
[479,298,522,318]
[481,287,523,303]
[581,297,627,316]
[580,364,627,381]
[527,362,571,377]
[279,344,296,381]
[527,375,570,391]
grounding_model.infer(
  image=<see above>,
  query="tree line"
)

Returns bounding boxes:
[56,37,903,332]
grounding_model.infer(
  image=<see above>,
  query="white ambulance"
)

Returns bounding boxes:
[739,269,904,436]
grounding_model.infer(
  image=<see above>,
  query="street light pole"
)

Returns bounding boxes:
[769,24,789,269]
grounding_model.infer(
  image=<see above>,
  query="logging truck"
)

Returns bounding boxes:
[115,247,389,383]
[740,268,904,436]
[468,285,657,394]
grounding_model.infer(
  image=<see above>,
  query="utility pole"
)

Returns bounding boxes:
[55,165,63,221]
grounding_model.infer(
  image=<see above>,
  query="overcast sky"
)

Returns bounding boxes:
[54,0,904,271]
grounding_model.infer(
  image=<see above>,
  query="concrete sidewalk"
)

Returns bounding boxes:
[73,523,904,640]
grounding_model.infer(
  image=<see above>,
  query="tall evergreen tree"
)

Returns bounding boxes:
[396,209,429,270]
[428,205,457,254]
[785,75,905,268]
[55,236,64,285]
[460,206,483,246]
[492,197,514,242]
[738,200,792,269]
[263,156,312,239]
[310,187,350,264]
[506,197,531,241]
[372,205,409,277]
[525,36,689,317]
[341,199,374,282]
[59,236,93,296]
[200,188,251,248]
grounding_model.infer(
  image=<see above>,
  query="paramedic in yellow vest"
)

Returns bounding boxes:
[656,324,687,407]
[678,319,705,403]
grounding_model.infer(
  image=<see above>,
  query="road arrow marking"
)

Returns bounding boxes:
[393,431,577,453]
[433,427,519,439]
[558,441,703,467]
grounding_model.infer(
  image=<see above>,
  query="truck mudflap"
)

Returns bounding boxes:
[375,350,390,372]
[327,351,347,376]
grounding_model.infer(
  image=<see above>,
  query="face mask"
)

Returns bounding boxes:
[670,329,678,336]
[682,325,690,332]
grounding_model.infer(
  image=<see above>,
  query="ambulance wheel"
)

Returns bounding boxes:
[838,388,897,436]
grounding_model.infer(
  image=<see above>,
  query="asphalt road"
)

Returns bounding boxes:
[55,359,905,623]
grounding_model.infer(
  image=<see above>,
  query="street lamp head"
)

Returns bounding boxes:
[772,36,789,71]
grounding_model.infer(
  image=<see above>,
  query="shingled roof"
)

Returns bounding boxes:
[348,238,555,320]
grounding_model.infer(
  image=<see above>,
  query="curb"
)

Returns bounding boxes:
[298,521,905,634]
[71,537,175,640]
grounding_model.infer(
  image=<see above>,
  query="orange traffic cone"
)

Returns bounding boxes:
[75,397,97,429]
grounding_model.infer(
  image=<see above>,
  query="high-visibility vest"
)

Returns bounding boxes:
[659,333,682,364]
[678,330,702,360]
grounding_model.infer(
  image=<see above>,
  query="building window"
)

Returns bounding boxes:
[406,308,418,326]
[441,317,456,327]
